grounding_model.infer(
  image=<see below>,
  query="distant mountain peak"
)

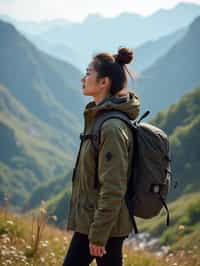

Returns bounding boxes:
[187,15,200,35]
[150,1,200,17]
[118,12,143,19]
[0,19,18,38]
[83,13,104,23]
[174,2,200,9]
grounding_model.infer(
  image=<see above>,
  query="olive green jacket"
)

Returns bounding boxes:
[66,91,140,246]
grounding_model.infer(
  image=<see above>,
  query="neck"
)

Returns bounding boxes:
[93,93,110,105]
[93,88,129,105]
[115,87,129,97]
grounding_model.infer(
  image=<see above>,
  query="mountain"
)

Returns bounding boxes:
[33,3,200,68]
[135,15,200,116]
[0,15,70,35]
[2,3,199,70]
[0,20,85,210]
[25,34,82,69]
[131,27,186,73]
[39,2,200,49]
[151,86,200,200]
[23,170,73,211]
[0,85,73,209]
[0,20,84,138]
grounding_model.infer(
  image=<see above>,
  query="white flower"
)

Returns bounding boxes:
[40,257,45,263]
[6,220,14,226]
[51,215,58,221]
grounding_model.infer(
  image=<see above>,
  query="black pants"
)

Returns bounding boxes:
[62,232,127,266]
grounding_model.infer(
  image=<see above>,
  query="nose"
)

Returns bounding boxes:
[81,76,85,83]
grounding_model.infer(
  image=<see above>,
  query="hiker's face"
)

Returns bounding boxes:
[81,61,110,97]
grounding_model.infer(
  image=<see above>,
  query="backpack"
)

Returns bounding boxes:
[80,110,172,234]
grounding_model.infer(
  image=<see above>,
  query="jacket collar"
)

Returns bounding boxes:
[83,90,140,130]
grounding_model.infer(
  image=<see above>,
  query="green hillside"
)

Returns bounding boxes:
[0,19,86,211]
[23,170,72,212]
[0,19,84,140]
[138,192,200,252]
[151,86,200,200]
[135,86,200,252]
[0,85,74,209]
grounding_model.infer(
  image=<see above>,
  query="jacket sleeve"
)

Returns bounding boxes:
[88,119,130,246]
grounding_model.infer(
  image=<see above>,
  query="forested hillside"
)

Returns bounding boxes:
[151,86,200,200]
[0,20,84,210]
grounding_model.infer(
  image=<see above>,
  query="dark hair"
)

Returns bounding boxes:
[92,47,134,95]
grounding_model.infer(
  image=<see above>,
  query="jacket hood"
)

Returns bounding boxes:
[83,90,140,125]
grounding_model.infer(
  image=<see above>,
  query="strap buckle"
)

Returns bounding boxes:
[80,133,97,141]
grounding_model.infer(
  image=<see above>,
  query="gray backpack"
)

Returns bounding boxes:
[81,110,172,233]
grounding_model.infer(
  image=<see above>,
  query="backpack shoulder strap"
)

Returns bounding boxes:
[91,110,150,150]
[91,110,134,151]
[91,110,134,189]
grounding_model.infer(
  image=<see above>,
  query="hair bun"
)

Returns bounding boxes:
[114,47,133,65]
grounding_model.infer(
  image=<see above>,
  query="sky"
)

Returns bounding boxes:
[0,0,200,22]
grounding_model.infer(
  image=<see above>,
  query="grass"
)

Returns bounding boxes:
[0,201,200,266]
[136,192,200,253]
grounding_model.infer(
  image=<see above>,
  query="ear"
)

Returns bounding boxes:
[100,76,111,89]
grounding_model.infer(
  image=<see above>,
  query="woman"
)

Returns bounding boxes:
[63,47,140,266]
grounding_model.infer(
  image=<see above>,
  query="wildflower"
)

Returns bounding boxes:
[2,236,10,243]
[6,220,14,225]
[50,252,55,257]
[187,250,193,254]
[40,240,49,248]
[5,260,12,265]
[40,257,45,263]
[10,250,17,255]
[123,253,128,259]
[10,246,17,250]
[63,236,69,244]
[178,224,185,231]
[41,200,46,206]
[20,257,27,263]
[51,215,58,221]
[25,245,32,250]
[1,250,8,256]
[39,207,47,214]
[53,237,59,242]
[1,233,8,238]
